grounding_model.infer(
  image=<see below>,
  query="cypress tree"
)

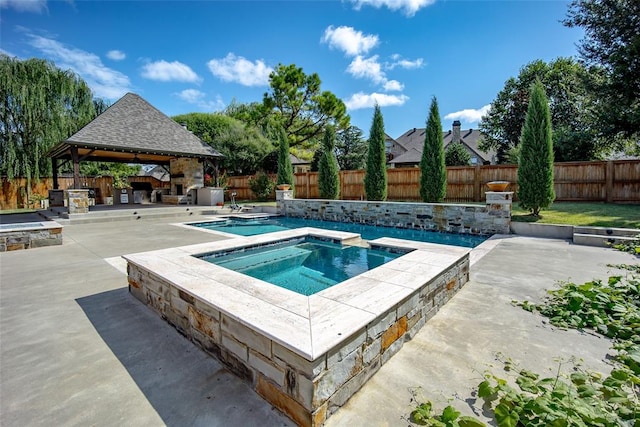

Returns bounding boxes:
[517,79,555,216]
[318,126,340,199]
[420,97,447,202]
[364,104,387,201]
[276,126,294,193]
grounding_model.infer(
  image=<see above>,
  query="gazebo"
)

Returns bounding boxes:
[47,93,223,210]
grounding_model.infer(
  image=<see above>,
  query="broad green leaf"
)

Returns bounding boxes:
[457,416,487,427]
[478,380,496,400]
[494,403,519,427]
[440,405,460,422]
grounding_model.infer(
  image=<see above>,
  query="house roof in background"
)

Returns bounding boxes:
[48,92,223,164]
[389,127,497,164]
[290,154,311,165]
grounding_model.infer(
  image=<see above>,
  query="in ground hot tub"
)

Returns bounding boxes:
[124,227,470,426]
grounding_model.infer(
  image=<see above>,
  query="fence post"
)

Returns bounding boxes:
[606,160,613,203]
[306,171,310,199]
[474,164,481,202]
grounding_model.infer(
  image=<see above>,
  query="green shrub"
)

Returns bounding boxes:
[276,126,294,193]
[364,104,387,201]
[318,126,340,199]
[445,142,472,166]
[248,172,275,201]
[517,79,555,216]
[420,97,447,202]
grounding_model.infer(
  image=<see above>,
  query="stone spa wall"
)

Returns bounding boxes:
[125,232,470,427]
[277,192,513,235]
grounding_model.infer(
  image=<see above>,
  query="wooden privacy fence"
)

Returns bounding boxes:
[225,160,639,204]
[2,160,638,210]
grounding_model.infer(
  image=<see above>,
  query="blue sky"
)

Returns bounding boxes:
[1,0,583,139]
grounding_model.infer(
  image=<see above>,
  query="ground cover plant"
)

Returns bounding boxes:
[410,263,640,426]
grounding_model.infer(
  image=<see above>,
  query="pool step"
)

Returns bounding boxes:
[216,245,312,272]
[572,226,639,248]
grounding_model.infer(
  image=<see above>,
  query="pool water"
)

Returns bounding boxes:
[192,216,486,248]
[201,238,403,296]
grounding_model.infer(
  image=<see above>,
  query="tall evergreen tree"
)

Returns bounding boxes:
[518,80,555,216]
[420,97,447,202]
[276,126,294,193]
[364,104,387,201]
[318,126,340,199]
[0,55,98,182]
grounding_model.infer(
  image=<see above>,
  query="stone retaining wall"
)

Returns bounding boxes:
[278,192,513,235]
[0,222,63,251]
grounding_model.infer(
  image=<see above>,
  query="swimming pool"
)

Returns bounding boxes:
[200,237,403,296]
[191,216,487,248]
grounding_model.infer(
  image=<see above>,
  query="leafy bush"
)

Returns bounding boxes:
[248,172,275,201]
[445,142,472,166]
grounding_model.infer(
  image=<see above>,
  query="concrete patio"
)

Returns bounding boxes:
[0,214,636,426]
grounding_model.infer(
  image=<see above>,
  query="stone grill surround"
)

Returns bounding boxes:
[124,228,470,426]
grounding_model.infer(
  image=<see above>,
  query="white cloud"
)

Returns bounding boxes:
[383,80,403,91]
[27,34,132,99]
[344,92,409,110]
[444,105,491,123]
[349,0,436,17]
[321,26,379,57]
[141,60,201,83]
[386,57,424,70]
[106,50,125,61]
[0,0,47,13]
[207,53,272,87]
[175,89,224,111]
[347,55,386,84]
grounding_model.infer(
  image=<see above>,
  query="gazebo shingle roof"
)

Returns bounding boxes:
[50,92,222,159]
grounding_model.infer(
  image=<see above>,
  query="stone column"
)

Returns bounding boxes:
[65,189,90,214]
[276,190,293,215]
[485,191,514,234]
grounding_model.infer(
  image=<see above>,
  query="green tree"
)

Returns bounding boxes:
[0,55,99,182]
[444,142,472,166]
[276,127,294,192]
[364,105,387,201]
[318,126,340,199]
[263,64,350,148]
[479,58,603,163]
[420,97,447,202]
[172,112,272,175]
[335,125,368,170]
[564,0,640,144]
[518,80,555,216]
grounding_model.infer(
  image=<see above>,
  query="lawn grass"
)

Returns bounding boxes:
[512,202,640,229]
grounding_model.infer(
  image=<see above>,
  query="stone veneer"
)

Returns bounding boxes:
[65,189,90,214]
[278,192,513,235]
[0,221,63,251]
[124,228,470,426]
[170,157,203,197]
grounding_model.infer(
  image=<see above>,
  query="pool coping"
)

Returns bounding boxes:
[123,227,471,361]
